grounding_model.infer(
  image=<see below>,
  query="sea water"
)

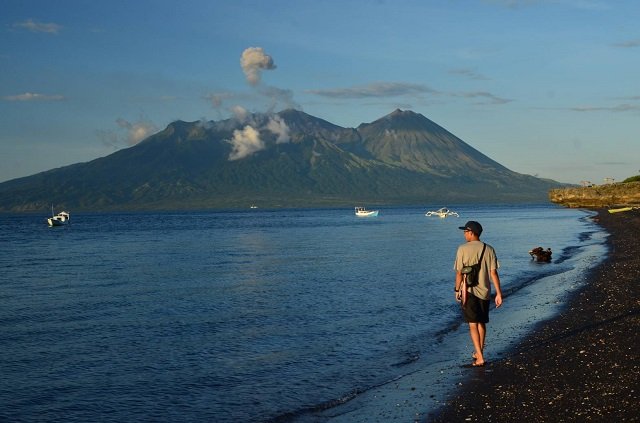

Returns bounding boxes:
[0,205,607,422]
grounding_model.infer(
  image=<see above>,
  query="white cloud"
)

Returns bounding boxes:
[448,68,490,81]
[308,82,437,99]
[13,19,62,34]
[482,0,606,10]
[456,91,513,105]
[308,81,511,106]
[570,104,640,112]
[3,92,65,101]
[611,39,640,48]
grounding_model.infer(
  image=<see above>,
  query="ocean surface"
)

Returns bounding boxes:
[0,204,607,422]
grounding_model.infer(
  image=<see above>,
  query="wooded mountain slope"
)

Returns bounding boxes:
[0,109,563,212]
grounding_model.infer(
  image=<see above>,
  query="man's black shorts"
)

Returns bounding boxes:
[463,293,490,323]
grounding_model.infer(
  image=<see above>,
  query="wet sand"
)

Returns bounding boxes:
[426,209,640,422]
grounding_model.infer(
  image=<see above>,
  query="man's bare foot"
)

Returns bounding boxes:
[472,351,484,360]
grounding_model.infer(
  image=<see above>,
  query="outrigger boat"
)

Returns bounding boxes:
[355,206,379,217]
[425,207,459,218]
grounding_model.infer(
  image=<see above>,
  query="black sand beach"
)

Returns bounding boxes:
[427,209,640,422]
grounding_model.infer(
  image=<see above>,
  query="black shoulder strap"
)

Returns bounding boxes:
[477,243,486,267]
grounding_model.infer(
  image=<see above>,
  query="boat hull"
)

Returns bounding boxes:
[425,207,459,218]
[47,211,70,227]
[47,218,68,227]
[356,210,379,217]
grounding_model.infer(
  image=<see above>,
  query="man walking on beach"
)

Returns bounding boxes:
[454,221,503,367]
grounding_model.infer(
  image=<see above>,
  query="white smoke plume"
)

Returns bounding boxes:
[99,117,158,148]
[240,47,276,85]
[116,118,158,146]
[206,92,233,109]
[260,85,300,113]
[228,125,265,160]
[266,115,290,144]
[231,105,249,122]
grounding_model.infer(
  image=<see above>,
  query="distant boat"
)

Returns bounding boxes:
[250,205,258,209]
[425,207,459,218]
[355,206,379,217]
[47,206,70,227]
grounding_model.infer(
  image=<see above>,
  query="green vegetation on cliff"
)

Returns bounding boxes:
[549,181,640,208]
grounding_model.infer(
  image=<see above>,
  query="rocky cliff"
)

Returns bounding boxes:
[549,181,640,208]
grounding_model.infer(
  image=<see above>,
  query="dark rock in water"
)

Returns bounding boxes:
[529,246,552,262]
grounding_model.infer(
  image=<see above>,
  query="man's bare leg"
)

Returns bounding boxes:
[468,323,486,365]
[478,322,486,357]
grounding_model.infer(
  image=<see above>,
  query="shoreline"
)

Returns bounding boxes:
[426,208,640,422]
[300,207,607,423]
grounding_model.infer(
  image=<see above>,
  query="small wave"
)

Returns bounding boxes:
[390,352,420,367]
[433,318,464,343]
[265,388,364,423]
[553,245,582,264]
[265,370,409,423]
[577,231,595,243]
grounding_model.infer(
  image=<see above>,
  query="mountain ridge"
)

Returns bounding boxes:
[0,109,565,212]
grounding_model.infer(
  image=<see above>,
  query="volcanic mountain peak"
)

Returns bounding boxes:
[0,108,563,211]
[359,109,447,134]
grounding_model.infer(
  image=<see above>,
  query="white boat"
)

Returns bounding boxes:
[355,206,379,217]
[47,209,70,227]
[425,207,459,218]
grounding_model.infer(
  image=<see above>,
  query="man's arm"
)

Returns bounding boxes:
[454,271,463,301]
[490,268,503,308]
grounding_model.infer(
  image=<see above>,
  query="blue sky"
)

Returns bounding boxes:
[1,0,638,184]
